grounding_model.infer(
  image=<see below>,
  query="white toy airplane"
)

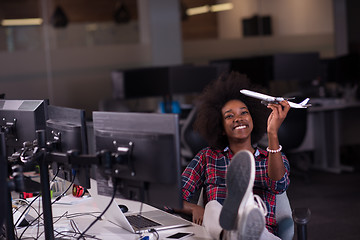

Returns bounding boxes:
[240,89,311,108]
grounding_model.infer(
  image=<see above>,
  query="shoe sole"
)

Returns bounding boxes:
[240,207,265,240]
[219,150,254,230]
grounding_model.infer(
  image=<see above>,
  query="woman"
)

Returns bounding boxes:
[180,71,291,239]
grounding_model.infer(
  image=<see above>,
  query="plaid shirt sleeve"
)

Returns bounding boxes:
[254,148,290,194]
[181,148,228,204]
[181,149,206,201]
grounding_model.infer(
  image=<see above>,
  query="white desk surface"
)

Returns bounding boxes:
[16,194,212,240]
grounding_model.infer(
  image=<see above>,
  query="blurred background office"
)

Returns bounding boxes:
[1,1,360,239]
[1,0,359,115]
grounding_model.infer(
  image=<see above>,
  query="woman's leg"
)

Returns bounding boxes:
[203,201,281,240]
[203,200,223,239]
[203,150,281,240]
[259,229,282,240]
[220,150,266,240]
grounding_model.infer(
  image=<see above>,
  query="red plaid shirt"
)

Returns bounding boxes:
[181,147,290,234]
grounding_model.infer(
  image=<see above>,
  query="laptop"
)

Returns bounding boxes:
[88,184,192,234]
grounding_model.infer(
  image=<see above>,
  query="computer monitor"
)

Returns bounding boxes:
[0,100,47,235]
[210,52,320,89]
[46,105,90,188]
[92,111,183,209]
[112,65,217,100]
[273,52,320,82]
[112,65,217,113]
[0,100,47,166]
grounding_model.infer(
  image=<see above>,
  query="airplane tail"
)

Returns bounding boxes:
[300,98,311,107]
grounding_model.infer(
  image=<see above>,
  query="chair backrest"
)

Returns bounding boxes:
[278,107,307,151]
[180,106,208,160]
[276,191,294,240]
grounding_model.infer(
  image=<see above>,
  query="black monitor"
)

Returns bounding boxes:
[46,105,90,188]
[272,52,320,82]
[112,65,217,99]
[0,100,47,156]
[92,111,183,209]
[0,100,47,235]
[112,65,217,113]
[210,52,320,88]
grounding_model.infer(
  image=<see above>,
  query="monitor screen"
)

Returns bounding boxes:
[112,66,170,99]
[92,111,183,209]
[210,52,320,89]
[273,52,320,82]
[46,105,90,188]
[112,65,217,99]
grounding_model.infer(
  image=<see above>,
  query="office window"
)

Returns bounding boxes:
[0,0,139,51]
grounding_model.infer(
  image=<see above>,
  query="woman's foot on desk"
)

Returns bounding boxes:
[220,150,265,240]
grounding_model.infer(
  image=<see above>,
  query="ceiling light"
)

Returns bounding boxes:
[210,3,234,12]
[1,18,43,26]
[186,5,210,16]
[186,3,233,16]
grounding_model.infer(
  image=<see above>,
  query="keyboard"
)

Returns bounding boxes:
[126,214,161,229]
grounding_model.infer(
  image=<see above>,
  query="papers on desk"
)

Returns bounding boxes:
[54,194,92,205]
[26,194,92,205]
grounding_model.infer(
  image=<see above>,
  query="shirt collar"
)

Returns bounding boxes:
[224,146,266,157]
[257,147,268,157]
[254,148,260,157]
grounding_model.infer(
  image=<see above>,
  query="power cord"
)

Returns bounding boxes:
[18,168,76,239]
[13,166,61,239]
[77,178,118,240]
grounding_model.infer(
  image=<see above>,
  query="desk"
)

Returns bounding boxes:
[15,194,211,240]
[293,99,360,173]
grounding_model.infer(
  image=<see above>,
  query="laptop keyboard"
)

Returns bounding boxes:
[126,214,161,229]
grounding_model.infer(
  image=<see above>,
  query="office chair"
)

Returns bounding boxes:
[278,96,312,183]
[278,108,307,150]
[180,106,207,163]
[181,106,311,240]
[277,107,312,240]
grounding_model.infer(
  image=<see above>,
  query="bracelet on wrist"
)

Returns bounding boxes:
[266,145,282,153]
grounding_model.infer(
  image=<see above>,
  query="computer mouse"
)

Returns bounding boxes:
[118,204,128,213]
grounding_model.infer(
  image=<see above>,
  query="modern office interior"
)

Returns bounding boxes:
[1,0,360,239]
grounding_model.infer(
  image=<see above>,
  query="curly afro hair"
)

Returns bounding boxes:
[193,71,270,149]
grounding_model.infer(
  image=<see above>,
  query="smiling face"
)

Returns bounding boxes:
[221,99,253,145]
